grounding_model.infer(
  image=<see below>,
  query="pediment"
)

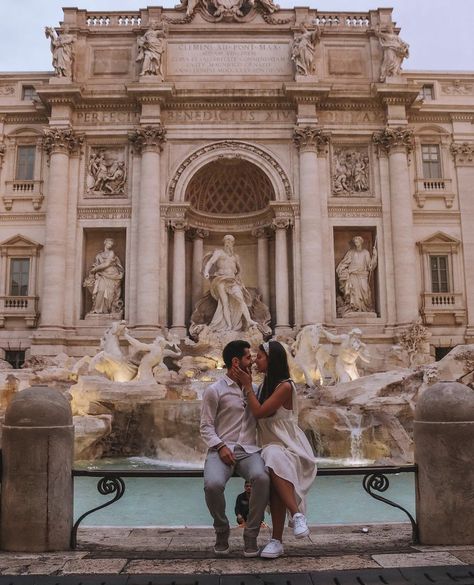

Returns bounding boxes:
[0,234,43,251]
[417,231,460,252]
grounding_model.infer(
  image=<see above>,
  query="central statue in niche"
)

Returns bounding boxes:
[190,234,271,343]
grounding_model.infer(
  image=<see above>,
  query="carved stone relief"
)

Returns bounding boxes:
[0,85,15,97]
[86,147,127,196]
[441,81,473,96]
[332,147,370,196]
[173,0,281,22]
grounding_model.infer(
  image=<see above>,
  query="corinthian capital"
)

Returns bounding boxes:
[168,218,188,231]
[450,142,474,166]
[129,125,166,153]
[372,126,414,153]
[272,217,292,230]
[42,127,83,156]
[293,126,329,151]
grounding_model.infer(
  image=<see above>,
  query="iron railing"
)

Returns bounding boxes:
[71,464,418,548]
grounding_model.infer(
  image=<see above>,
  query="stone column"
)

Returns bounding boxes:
[1,386,74,551]
[293,126,328,325]
[414,381,474,544]
[190,228,208,309]
[272,217,292,334]
[40,127,82,328]
[129,125,166,329]
[451,142,474,339]
[169,219,188,338]
[252,227,270,307]
[373,127,418,324]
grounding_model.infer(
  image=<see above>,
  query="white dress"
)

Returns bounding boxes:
[257,379,317,510]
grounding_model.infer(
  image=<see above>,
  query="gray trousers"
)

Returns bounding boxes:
[204,446,270,539]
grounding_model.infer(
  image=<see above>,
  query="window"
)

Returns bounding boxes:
[419,84,434,100]
[422,144,441,179]
[4,350,26,368]
[22,86,38,101]
[435,347,453,361]
[430,255,449,293]
[9,258,30,296]
[15,145,36,180]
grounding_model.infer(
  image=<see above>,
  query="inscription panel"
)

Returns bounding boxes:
[74,111,140,125]
[163,109,295,124]
[167,42,292,76]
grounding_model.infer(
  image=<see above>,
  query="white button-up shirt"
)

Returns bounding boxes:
[200,374,260,453]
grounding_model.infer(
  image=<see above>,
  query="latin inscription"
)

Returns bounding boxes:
[75,111,140,125]
[168,43,292,76]
[163,109,295,123]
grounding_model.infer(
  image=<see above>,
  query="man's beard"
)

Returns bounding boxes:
[239,361,251,375]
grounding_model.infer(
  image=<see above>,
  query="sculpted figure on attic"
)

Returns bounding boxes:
[175,0,279,19]
[45,26,75,78]
[374,24,409,82]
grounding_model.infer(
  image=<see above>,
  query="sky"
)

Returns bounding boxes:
[1,0,473,73]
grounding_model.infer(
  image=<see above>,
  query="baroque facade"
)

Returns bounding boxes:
[0,3,473,359]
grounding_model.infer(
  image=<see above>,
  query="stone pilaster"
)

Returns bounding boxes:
[252,227,271,307]
[169,219,188,338]
[189,228,209,309]
[272,217,292,334]
[40,127,82,328]
[373,126,418,324]
[293,126,328,325]
[451,142,474,339]
[129,125,166,329]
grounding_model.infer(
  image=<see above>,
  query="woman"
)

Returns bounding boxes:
[233,340,317,559]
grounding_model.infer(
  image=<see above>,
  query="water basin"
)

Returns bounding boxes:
[74,458,415,527]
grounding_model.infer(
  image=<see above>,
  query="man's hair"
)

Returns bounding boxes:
[222,339,250,369]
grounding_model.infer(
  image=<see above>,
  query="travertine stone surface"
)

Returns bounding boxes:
[1,386,74,551]
[415,382,474,545]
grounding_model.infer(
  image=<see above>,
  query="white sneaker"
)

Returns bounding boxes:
[292,513,310,539]
[260,538,284,559]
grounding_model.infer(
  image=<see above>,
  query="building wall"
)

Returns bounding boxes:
[0,5,473,358]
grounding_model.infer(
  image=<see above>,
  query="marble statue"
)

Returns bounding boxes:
[336,235,377,316]
[374,25,409,82]
[292,324,336,387]
[124,331,181,383]
[88,321,137,382]
[87,151,127,194]
[175,0,279,18]
[332,149,369,195]
[202,234,257,332]
[291,25,320,76]
[83,238,124,316]
[45,27,75,78]
[322,328,370,383]
[136,27,166,79]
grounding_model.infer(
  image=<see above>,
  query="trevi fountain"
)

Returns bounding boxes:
[1,234,473,469]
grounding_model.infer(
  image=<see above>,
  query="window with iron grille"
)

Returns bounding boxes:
[22,86,38,101]
[15,145,36,180]
[4,350,25,369]
[422,144,441,179]
[419,84,434,100]
[430,255,449,293]
[9,258,30,296]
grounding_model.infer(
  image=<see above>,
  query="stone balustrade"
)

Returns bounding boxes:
[421,292,465,325]
[0,295,39,328]
[3,180,44,211]
[86,13,142,26]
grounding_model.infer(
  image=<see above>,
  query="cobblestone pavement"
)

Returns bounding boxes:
[0,524,472,579]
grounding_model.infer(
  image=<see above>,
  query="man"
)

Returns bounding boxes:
[200,340,269,557]
[202,235,257,332]
[235,481,252,526]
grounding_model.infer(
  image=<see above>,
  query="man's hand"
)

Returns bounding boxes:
[233,365,252,389]
[218,445,236,466]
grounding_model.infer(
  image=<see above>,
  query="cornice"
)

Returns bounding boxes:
[75,102,139,111]
[4,114,49,125]
[164,101,294,110]
[36,85,83,107]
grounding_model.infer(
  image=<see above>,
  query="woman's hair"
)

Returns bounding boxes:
[258,340,290,404]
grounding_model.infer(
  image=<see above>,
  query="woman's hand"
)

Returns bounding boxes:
[233,365,252,391]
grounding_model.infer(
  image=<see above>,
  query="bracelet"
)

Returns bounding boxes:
[216,443,226,452]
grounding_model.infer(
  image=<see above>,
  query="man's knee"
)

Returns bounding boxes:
[204,479,226,497]
[250,469,270,490]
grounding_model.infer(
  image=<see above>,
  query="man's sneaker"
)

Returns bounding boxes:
[292,512,310,539]
[260,538,284,559]
[213,530,230,555]
[243,536,259,557]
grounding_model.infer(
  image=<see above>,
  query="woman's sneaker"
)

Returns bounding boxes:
[292,513,310,539]
[260,538,284,559]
